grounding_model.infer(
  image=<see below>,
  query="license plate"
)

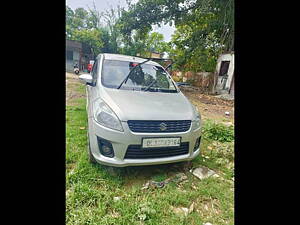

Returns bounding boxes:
[142,137,181,148]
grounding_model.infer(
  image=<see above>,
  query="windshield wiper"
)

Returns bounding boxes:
[164,62,173,71]
[117,58,151,89]
[143,80,157,92]
[117,59,151,89]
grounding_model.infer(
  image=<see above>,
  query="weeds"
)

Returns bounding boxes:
[202,120,234,142]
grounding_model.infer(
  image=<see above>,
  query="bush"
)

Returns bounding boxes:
[202,121,234,142]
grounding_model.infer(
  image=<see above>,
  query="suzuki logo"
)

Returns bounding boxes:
[159,123,167,131]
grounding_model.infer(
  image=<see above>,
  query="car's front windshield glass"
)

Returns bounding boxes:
[101,59,177,93]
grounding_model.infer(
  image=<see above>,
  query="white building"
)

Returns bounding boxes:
[213,52,234,97]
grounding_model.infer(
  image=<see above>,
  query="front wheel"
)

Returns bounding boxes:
[87,133,96,164]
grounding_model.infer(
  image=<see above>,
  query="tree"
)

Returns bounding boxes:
[66,3,130,56]
[66,6,74,38]
[170,12,224,72]
[99,6,123,53]
[66,6,104,56]
[72,29,104,56]
[118,0,234,72]
[117,31,169,58]
[66,2,170,58]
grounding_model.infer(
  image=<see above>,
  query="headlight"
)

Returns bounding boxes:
[93,99,123,132]
[192,105,201,127]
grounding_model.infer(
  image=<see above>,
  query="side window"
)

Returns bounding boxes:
[91,60,98,85]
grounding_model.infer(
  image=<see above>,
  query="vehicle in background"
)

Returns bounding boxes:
[73,62,79,75]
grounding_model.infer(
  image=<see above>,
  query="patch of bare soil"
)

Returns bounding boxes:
[195,197,222,218]
[123,162,188,190]
[180,86,234,124]
[66,72,86,106]
[66,72,79,80]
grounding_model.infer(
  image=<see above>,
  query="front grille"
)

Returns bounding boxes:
[127,120,191,133]
[124,142,189,159]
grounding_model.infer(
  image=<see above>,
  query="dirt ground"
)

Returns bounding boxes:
[66,72,234,125]
[66,72,86,106]
[180,86,234,125]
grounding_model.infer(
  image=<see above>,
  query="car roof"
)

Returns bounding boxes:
[100,53,161,66]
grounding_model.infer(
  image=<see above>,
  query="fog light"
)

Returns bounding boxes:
[97,137,114,158]
[102,145,111,154]
[194,136,201,151]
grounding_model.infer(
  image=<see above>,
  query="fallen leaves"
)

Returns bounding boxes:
[171,202,195,217]
[110,210,120,218]
[171,206,189,217]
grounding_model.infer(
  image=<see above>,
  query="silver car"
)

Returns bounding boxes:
[79,53,202,167]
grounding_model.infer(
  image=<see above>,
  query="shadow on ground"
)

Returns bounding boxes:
[93,161,193,189]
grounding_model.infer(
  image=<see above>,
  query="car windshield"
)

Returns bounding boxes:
[101,59,178,93]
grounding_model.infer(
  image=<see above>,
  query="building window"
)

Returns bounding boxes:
[219,61,230,76]
[66,51,73,60]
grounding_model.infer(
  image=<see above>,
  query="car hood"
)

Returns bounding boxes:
[100,88,195,121]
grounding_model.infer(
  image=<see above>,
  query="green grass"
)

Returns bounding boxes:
[66,80,234,225]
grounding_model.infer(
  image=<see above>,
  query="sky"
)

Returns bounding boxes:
[66,0,176,42]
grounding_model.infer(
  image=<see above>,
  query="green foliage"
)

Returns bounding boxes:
[72,29,104,56]
[66,6,103,55]
[118,0,234,72]
[118,30,169,57]
[99,6,123,54]
[67,4,170,57]
[145,32,167,54]
[202,120,234,142]
[66,5,124,56]
[169,4,230,72]
[139,32,169,57]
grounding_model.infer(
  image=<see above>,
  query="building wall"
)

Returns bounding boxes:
[215,53,234,90]
[66,59,74,72]
[73,51,80,62]
[66,60,71,72]
[66,50,81,72]
[171,71,214,92]
[229,75,234,97]
[150,52,162,59]
[66,40,82,72]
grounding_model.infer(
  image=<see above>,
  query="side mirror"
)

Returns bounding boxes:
[79,74,93,85]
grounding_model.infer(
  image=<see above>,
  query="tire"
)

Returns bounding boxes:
[87,133,96,164]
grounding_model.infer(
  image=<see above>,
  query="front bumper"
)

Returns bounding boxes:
[88,118,202,167]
